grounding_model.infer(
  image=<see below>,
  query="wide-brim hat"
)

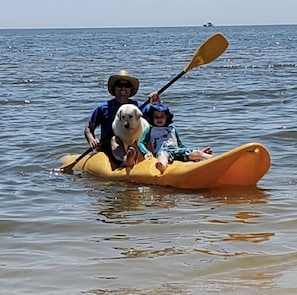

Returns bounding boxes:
[108,70,139,97]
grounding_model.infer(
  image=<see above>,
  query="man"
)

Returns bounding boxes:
[84,70,160,167]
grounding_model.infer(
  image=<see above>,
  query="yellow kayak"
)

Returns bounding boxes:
[60,142,270,190]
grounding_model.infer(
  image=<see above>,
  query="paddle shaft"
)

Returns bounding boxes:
[157,71,185,95]
[140,71,185,109]
[71,147,93,166]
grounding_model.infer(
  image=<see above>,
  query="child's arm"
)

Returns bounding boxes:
[138,127,153,157]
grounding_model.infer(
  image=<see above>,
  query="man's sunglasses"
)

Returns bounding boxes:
[115,81,132,88]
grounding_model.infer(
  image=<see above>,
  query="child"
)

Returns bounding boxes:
[138,103,212,174]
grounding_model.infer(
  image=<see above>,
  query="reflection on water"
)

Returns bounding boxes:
[90,186,178,224]
[210,211,262,224]
[234,211,262,222]
[199,186,270,204]
[223,232,275,243]
[87,284,186,295]
[87,184,270,227]
[115,246,187,259]
[86,184,276,260]
[240,271,282,288]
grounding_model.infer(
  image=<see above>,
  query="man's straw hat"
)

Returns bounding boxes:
[108,70,139,97]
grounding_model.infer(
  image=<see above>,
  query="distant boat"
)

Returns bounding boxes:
[203,22,214,27]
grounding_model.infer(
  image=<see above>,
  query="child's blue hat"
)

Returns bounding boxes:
[148,103,174,126]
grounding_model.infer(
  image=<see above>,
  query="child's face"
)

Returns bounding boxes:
[153,110,167,127]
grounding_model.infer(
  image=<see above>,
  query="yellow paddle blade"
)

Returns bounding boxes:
[184,33,228,73]
[52,147,92,174]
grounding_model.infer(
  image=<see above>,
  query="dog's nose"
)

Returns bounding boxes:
[124,122,130,128]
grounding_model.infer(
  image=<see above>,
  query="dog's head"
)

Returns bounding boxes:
[116,104,143,129]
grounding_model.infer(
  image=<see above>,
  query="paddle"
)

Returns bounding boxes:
[53,147,93,174]
[141,32,229,108]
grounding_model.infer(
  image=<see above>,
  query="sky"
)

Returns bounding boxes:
[0,0,296,29]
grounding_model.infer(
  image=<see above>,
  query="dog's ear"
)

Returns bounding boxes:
[134,107,142,120]
[117,109,122,120]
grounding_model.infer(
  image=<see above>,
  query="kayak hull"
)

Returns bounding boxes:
[60,142,271,190]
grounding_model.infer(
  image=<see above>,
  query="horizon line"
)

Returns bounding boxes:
[0,23,296,30]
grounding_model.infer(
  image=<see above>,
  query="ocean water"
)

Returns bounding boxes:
[0,25,297,294]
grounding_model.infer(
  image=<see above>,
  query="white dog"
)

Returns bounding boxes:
[112,104,149,152]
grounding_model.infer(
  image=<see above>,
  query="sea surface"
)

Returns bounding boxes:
[0,25,297,295]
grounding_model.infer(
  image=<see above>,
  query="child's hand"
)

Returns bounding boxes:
[144,152,153,159]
